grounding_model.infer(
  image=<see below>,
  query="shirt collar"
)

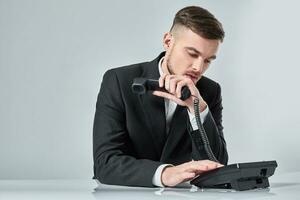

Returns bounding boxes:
[158,56,164,77]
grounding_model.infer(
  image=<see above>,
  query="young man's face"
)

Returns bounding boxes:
[162,27,220,84]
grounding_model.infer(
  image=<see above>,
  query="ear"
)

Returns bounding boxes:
[163,32,173,50]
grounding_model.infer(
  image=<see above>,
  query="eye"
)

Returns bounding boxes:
[188,52,198,58]
[205,59,211,64]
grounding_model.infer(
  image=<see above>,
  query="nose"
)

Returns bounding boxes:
[192,58,205,73]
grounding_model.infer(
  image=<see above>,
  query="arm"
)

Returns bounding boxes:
[93,70,162,187]
[152,74,228,165]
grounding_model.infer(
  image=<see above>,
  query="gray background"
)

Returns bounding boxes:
[1,0,299,179]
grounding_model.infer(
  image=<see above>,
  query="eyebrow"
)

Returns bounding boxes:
[185,47,217,60]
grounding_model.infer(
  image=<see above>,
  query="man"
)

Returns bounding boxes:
[93,6,228,187]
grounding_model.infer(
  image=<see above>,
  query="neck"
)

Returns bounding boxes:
[161,58,171,75]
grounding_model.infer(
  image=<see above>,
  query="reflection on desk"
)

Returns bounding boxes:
[0,172,300,200]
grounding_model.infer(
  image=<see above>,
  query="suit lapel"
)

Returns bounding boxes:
[160,105,189,161]
[137,52,167,157]
[139,94,166,157]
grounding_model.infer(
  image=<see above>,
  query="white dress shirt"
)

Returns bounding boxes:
[152,57,209,187]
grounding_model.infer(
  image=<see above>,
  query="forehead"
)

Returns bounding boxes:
[175,28,220,57]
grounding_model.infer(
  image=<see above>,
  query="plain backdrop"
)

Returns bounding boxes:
[1,0,300,179]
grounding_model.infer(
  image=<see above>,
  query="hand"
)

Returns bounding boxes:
[161,160,223,187]
[152,74,207,113]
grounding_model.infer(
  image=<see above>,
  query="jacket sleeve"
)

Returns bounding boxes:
[93,70,162,187]
[189,83,228,165]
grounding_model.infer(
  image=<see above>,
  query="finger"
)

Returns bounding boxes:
[152,91,173,99]
[217,163,224,168]
[197,161,223,170]
[159,73,167,88]
[184,161,221,172]
[195,160,220,166]
[182,78,196,95]
[169,77,181,94]
[182,166,216,178]
[176,78,197,99]
[184,164,209,172]
[178,161,206,172]
[164,75,173,91]
[175,80,187,99]
[152,90,182,103]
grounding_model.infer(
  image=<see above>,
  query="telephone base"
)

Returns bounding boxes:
[190,160,277,191]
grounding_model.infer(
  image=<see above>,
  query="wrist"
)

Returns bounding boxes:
[161,166,172,187]
[200,100,207,112]
[187,99,207,114]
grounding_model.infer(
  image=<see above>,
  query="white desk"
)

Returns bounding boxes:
[1,172,299,200]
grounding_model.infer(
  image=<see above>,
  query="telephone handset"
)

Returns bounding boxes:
[131,78,191,100]
[131,77,277,191]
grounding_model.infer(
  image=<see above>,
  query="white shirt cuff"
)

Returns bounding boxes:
[188,105,209,131]
[152,164,173,187]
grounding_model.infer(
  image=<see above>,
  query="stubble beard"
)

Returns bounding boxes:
[165,50,175,75]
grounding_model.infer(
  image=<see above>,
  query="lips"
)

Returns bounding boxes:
[185,73,199,83]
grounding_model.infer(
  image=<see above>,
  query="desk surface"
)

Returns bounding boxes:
[1,172,300,200]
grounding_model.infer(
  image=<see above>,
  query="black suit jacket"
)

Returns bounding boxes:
[93,52,228,187]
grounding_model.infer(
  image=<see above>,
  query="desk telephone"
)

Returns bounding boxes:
[132,77,277,191]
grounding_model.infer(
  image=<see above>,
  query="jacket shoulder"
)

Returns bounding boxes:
[104,61,149,80]
[100,62,151,100]
[197,76,221,107]
[197,76,220,88]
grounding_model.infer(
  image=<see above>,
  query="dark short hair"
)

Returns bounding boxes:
[171,6,225,42]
